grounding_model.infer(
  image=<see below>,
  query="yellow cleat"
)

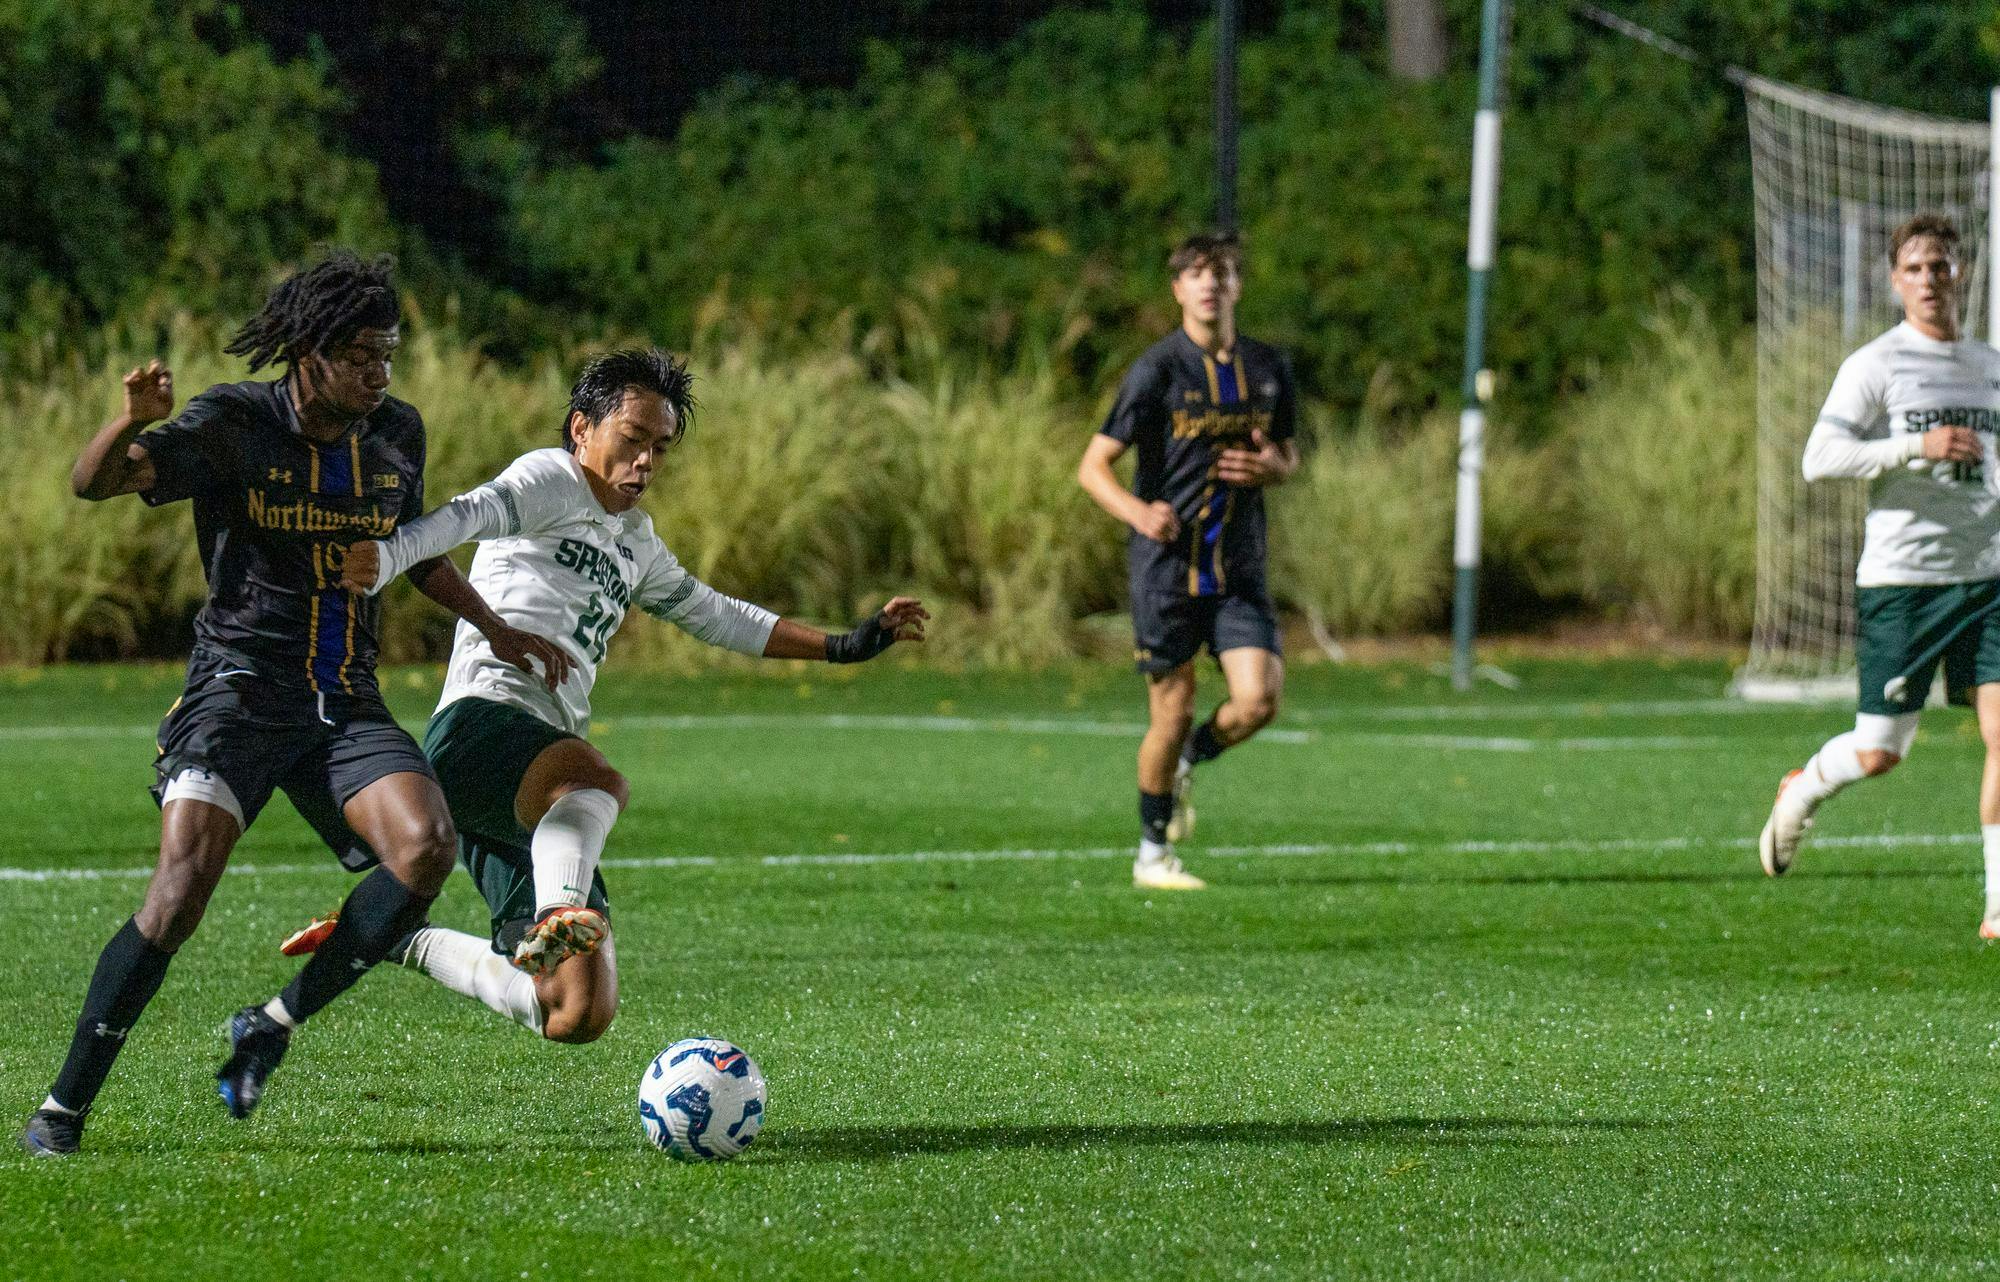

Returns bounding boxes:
[512,905,610,975]
[1133,854,1207,891]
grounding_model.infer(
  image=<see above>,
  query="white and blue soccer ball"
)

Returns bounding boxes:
[638,1038,767,1161]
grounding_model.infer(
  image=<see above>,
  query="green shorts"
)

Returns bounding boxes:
[422,696,610,951]
[1856,579,2000,714]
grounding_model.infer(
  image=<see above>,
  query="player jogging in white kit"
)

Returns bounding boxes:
[286,348,927,1044]
[1759,214,2000,937]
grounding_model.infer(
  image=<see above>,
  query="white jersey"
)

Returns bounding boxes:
[364,448,777,735]
[1802,322,2000,587]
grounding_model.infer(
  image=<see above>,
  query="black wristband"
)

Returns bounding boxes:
[825,613,895,664]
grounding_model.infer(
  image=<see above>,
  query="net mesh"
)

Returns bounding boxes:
[1739,77,1991,698]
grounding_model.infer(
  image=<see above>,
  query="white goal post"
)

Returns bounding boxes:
[1734,79,1996,701]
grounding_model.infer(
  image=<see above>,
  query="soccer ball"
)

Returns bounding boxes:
[637,1038,767,1161]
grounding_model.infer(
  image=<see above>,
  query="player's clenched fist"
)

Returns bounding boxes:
[338,540,383,592]
[1922,425,1983,464]
[1132,500,1181,543]
[123,359,174,424]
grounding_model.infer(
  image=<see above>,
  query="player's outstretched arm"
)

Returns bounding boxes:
[1078,434,1179,542]
[339,484,518,594]
[72,361,169,500]
[404,556,575,691]
[765,597,930,662]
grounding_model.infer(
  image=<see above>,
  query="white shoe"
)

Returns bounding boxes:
[1758,769,1814,877]
[1166,762,1196,844]
[1133,852,1207,891]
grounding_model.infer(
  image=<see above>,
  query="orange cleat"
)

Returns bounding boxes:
[279,911,340,957]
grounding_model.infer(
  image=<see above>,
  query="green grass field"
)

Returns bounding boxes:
[4,656,1998,1280]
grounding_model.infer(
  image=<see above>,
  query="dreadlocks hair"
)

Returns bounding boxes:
[560,348,697,452]
[224,250,400,374]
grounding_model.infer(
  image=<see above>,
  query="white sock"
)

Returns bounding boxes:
[531,789,620,916]
[1983,826,2000,922]
[1789,733,1869,809]
[1138,838,1173,866]
[405,926,545,1034]
[263,996,298,1030]
[39,1095,78,1116]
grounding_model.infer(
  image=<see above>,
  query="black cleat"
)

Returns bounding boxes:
[19,1107,84,1157]
[215,1006,291,1120]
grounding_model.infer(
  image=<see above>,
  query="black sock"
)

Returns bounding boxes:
[48,917,174,1113]
[1181,717,1226,768]
[279,867,435,1024]
[1140,790,1173,845]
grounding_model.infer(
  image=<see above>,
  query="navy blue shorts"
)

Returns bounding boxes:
[150,650,436,869]
[1131,589,1281,674]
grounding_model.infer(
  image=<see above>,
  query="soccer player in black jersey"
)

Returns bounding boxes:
[1078,233,1299,890]
[20,251,571,1156]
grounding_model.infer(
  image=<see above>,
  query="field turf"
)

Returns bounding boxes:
[3,656,1998,1280]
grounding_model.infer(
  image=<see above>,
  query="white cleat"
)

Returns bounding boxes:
[1166,762,1197,844]
[1134,852,1207,891]
[1758,769,1815,877]
[513,905,609,976]
[1980,917,2000,942]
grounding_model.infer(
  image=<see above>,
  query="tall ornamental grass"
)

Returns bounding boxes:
[1560,307,1758,637]
[0,308,1761,667]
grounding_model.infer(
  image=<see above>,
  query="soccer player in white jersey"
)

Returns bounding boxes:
[286,348,927,1043]
[1760,214,2000,935]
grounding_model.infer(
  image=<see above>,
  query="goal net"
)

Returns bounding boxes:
[1737,77,1993,700]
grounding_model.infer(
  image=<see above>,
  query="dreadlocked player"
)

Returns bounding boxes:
[19,251,571,1156]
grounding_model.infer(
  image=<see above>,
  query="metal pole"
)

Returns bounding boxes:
[1989,86,1998,345]
[1216,0,1239,233]
[1451,0,1507,691]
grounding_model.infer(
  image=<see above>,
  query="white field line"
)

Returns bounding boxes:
[0,830,1973,885]
[1328,697,1835,722]
[0,712,1722,753]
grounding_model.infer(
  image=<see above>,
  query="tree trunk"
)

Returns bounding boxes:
[1387,0,1448,81]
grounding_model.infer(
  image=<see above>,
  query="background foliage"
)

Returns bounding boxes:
[0,0,1989,660]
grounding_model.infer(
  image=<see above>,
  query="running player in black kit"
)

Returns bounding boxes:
[1077,233,1298,890]
[19,252,571,1156]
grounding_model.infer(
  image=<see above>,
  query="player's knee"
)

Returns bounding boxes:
[1236,691,1279,732]
[1153,706,1195,741]
[376,813,457,884]
[1856,749,1902,776]
[561,770,629,812]
[138,836,233,947]
[542,1004,612,1045]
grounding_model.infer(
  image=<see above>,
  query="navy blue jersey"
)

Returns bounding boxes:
[1099,329,1297,598]
[138,378,425,701]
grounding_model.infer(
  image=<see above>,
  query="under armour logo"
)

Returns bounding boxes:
[268,467,294,484]
[92,1023,129,1041]
[350,958,371,972]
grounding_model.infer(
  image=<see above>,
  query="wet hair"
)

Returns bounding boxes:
[560,347,696,452]
[224,249,400,373]
[1168,231,1243,278]
[1888,213,1959,268]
